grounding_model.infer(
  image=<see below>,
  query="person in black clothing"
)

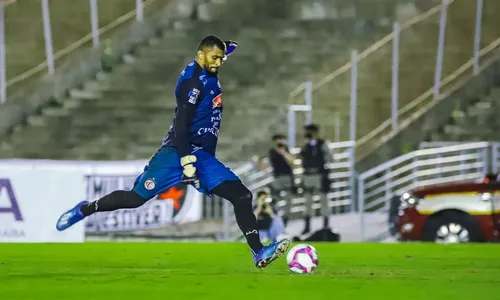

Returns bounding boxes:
[299,124,332,234]
[268,134,295,225]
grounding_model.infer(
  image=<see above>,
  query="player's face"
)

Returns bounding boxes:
[200,46,224,74]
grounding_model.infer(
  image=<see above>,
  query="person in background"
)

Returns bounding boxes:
[483,172,499,183]
[299,123,333,234]
[253,189,286,243]
[257,155,269,172]
[268,134,295,226]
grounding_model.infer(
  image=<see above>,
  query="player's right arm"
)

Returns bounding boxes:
[174,78,204,187]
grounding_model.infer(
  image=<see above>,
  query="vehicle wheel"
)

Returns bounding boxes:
[422,212,483,243]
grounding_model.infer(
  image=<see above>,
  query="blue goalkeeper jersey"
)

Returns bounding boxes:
[162,61,223,156]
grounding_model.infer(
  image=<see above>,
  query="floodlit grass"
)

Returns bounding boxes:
[0,242,498,299]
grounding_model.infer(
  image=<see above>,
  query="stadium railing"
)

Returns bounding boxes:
[208,141,356,240]
[0,0,170,104]
[357,141,500,241]
[286,0,500,161]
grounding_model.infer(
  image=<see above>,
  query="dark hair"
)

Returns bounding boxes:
[197,35,226,52]
[304,123,319,132]
[256,187,271,199]
[256,190,268,199]
[272,134,285,141]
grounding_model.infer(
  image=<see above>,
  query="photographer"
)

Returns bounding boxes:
[253,189,286,243]
[268,134,295,225]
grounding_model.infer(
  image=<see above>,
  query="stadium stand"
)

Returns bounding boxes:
[0,0,498,244]
[433,80,500,142]
[289,1,498,151]
[1,0,427,162]
[4,0,144,95]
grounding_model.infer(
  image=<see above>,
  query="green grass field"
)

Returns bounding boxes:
[0,242,498,299]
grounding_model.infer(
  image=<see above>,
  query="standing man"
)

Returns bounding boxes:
[299,124,332,234]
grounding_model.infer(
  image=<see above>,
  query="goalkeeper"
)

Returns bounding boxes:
[55,35,289,269]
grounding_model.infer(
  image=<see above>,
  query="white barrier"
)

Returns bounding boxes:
[0,159,203,242]
[0,167,85,242]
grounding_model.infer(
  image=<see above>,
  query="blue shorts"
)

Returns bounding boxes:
[132,146,240,200]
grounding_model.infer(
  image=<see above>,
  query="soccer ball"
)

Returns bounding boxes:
[286,244,319,274]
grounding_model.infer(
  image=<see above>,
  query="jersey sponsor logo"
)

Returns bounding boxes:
[197,127,219,137]
[198,109,222,138]
[212,94,222,109]
[211,113,221,123]
[188,88,200,104]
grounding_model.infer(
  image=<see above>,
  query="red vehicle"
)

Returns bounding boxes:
[390,174,500,243]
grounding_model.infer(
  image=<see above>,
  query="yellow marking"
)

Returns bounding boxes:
[423,192,500,199]
[418,209,500,216]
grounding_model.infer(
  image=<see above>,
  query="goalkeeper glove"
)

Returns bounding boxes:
[222,40,238,63]
[180,155,200,189]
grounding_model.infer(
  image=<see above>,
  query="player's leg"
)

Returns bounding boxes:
[211,180,289,268]
[194,151,289,268]
[85,172,149,215]
[211,181,263,253]
[80,168,182,217]
[56,147,183,231]
[56,187,150,232]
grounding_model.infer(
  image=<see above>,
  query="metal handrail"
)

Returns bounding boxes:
[356,36,500,150]
[359,142,490,180]
[1,0,18,8]
[287,1,452,100]
[5,0,162,89]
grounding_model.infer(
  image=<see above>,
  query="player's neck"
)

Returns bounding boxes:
[194,58,204,69]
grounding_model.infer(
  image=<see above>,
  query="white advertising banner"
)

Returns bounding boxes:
[0,159,204,237]
[0,167,86,243]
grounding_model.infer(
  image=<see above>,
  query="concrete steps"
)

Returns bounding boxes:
[302,0,500,160]
[427,87,500,143]
[0,2,417,162]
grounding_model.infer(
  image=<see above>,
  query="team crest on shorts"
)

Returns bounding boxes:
[144,179,156,190]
